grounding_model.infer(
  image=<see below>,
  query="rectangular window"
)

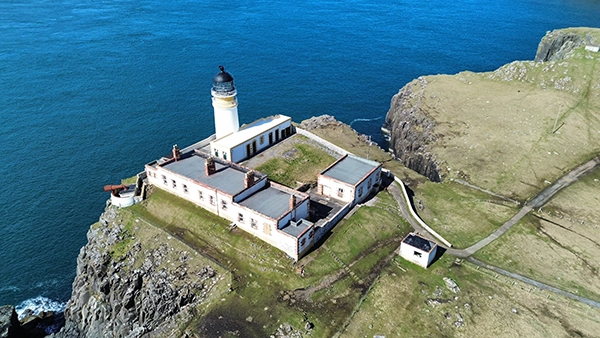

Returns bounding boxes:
[250,218,257,229]
[367,178,372,189]
[183,184,188,193]
[337,188,344,198]
[413,251,422,258]
[300,238,306,246]
[198,191,204,200]
[162,175,167,185]
[358,186,363,197]
[209,196,215,205]
[308,230,314,239]
[215,150,219,157]
[223,153,227,160]
[172,179,177,189]
[238,213,244,223]
[221,200,227,210]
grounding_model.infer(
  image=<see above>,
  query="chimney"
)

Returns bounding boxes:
[289,194,296,210]
[205,157,216,176]
[172,144,181,161]
[244,171,255,188]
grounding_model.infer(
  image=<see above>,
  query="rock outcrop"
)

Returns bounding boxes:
[0,305,23,338]
[52,205,222,338]
[383,77,442,182]
[534,29,587,62]
[383,28,599,184]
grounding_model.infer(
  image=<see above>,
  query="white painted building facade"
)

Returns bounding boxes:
[145,150,314,261]
[399,233,438,268]
[210,115,293,163]
[318,154,382,206]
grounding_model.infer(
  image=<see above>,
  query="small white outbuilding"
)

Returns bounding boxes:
[399,233,438,268]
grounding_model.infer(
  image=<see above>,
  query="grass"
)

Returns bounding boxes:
[254,142,336,187]
[413,179,519,248]
[407,49,600,201]
[125,184,410,337]
[340,254,600,338]
[475,214,600,303]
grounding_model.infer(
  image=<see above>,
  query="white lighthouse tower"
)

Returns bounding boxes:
[211,66,240,139]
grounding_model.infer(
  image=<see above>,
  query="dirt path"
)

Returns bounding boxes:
[409,154,600,257]
[467,258,600,309]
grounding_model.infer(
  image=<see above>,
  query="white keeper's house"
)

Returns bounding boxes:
[142,66,382,261]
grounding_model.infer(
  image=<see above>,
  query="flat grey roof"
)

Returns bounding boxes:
[402,233,437,253]
[321,155,380,186]
[280,219,313,238]
[239,184,294,220]
[162,154,246,196]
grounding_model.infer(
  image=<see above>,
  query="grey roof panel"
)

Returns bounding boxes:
[402,234,436,253]
[163,155,246,195]
[280,219,313,238]
[322,155,380,186]
[239,185,293,219]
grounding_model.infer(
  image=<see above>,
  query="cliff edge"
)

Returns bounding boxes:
[50,205,225,338]
[384,27,600,200]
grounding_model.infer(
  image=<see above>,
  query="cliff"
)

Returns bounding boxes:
[384,27,600,199]
[50,205,225,338]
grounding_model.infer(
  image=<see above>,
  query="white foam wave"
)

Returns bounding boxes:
[15,296,66,319]
[349,116,383,127]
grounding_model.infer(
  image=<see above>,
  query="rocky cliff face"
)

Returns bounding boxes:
[383,77,442,182]
[383,28,598,183]
[534,29,587,62]
[51,205,222,338]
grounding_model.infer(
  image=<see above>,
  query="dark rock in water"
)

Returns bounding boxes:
[0,305,24,338]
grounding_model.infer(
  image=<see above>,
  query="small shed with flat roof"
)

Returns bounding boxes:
[399,232,438,268]
[317,154,382,205]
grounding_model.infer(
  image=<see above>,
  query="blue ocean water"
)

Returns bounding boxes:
[1,0,599,315]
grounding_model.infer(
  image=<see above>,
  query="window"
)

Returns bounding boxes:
[367,178,372,189]
[413,251,422,258]
[223,153,227,160]
[172,179,177,189]
[199,191,204,200]
[259,135,265,145]
[238,213,244,223]
[221,200,227,210]
[337,188,344,198]
[250,218,257,229]
[215,150,219,157]
[209,196,215,205]
[358,186,363,197]
[308,230,314,239]
[376,171,381,181]
[300,238,306,246]
[162,175,167,185]
[183,184,188,193]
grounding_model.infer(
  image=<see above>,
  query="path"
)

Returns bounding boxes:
[416,154,600,257]
[468,258,600,309]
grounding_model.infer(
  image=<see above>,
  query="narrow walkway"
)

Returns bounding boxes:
[468,258,600,309]
[406,154,600,257]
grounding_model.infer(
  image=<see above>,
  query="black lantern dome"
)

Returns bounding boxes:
[212,66,236,96]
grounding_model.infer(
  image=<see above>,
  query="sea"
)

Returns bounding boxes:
[1,0,599,324]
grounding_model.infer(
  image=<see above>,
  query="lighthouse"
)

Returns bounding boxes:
[212,66,240,139]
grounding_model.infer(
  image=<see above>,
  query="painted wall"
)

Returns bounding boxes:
[318,176,355,203]
[354,167,382,204]
[399,242,437,268]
